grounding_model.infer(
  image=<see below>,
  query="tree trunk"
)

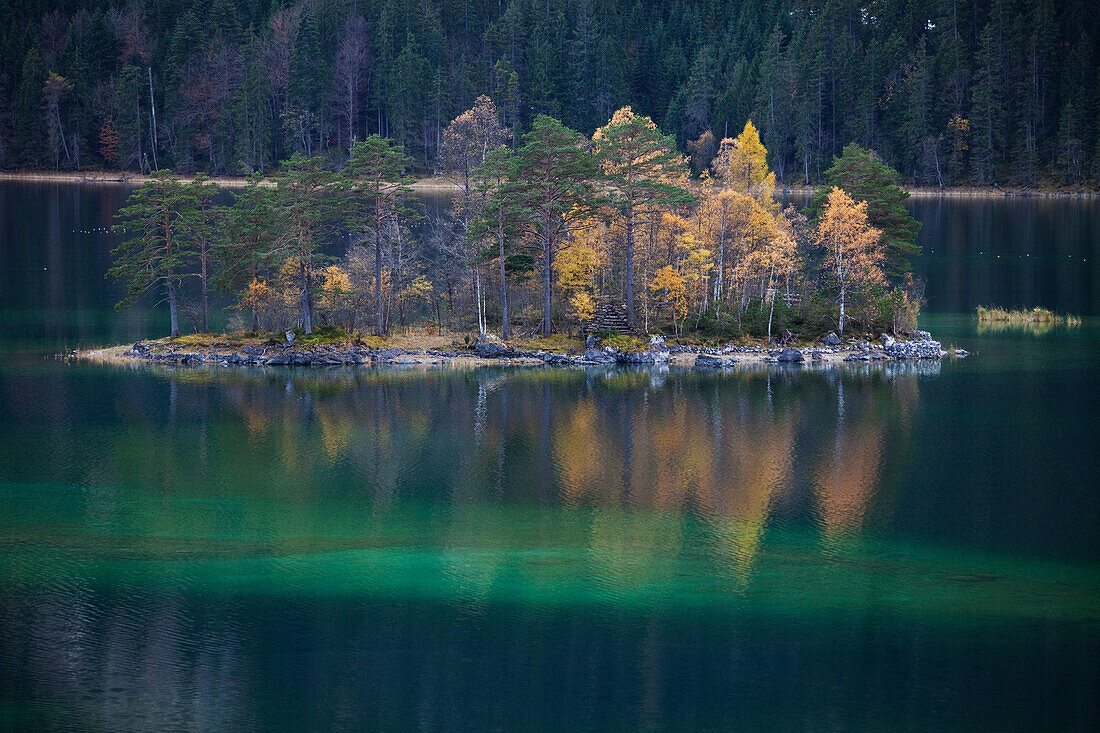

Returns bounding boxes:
[838,284,846,335]
[374,229,384,336]
[147,67,158,171]
[499,220,510,340]
[167,272,179,338]
[200,249,209,332]
[625,204,636,327]
[299,258,314,334]
[541,224,552,337]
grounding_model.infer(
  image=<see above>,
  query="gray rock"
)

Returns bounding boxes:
[585,335,597,349]
[915,330,932,340]
[285,330,295,344]
[474,340,513,358]
[241,346,265,356]
[776,347,804,363]
[822,332,841,346]
[811,350,823,360]
[694,354,726,369]
[954,348,969,358]
[880,333,896,348]
[583,348,615,364]
[542,353,575,365]
[616,350,658,364]
[883,338,943,360]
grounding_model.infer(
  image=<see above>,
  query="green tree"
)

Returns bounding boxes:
[178,173,223,331]
[514,115,600,337]
[220,174,276,331]
[810,143,921,281]
[592,107,692,327]
[468,146,530,339]
[343,134,415,335]
[107,170,191,337]
[272,154,339,334]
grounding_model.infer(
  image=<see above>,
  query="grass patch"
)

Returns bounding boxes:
[976,306,1081,334]
[508,334,584,353]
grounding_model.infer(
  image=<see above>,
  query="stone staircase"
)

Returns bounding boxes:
[586,297,636,335]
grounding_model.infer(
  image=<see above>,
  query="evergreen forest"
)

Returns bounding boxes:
[2,0,1097,187]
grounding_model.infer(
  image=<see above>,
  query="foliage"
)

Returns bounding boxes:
[810,144,921,280]
[813,187,886,334]
[107,170,191,337]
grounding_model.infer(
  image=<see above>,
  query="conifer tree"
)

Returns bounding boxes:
[468,146,529,339]
[107,170,191,337]
[810,144,921,281]
[592,107,691,328]
[514,115,600,337]
[272,154,339,335]
[343,134,415,336]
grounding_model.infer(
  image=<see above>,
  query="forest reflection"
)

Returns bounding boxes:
[46,363,936,580]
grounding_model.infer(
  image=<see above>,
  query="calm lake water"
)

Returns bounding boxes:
[1,182,1098,730]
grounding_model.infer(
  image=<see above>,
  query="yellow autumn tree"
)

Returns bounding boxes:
[814,187,885,334]
[711,120,776,208]
[319,264,354,326]
[555,234,605,328]
[695,186,753,310]
[649,264,687,335]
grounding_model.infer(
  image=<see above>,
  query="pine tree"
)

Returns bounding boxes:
[810,143,921,281]
[592,107,691,327]
[343,135,415,336]
[514,115,600,337]
[107,170,192,337]
[468,146,530,339]
[272,154,340,335]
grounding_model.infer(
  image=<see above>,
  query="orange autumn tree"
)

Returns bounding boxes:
[814,187,885,334]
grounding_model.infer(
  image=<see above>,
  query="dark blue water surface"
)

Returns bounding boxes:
[0,182,1098,731]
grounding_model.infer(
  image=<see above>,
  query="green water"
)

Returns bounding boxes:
[1,183,1098,730]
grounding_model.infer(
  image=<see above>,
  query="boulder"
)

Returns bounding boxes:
[617,349,664,364]
[811,350,823,361]
[694,354,726,369]
[542,353,575,365]
[649,334,666,349]
[883,338,944,360]
[915,330,932,340]
[880,333,896,348]
[821,332,841,346]
[583,348,615,364]
[954,348,969,358]
[285,330,295,344]
[474,334,514,359]
[776,348,804,363]
[585,334,597,349]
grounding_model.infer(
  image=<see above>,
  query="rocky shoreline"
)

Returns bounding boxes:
[90,331,965,370]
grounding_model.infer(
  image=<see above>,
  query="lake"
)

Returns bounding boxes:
[1,182,1098,730]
